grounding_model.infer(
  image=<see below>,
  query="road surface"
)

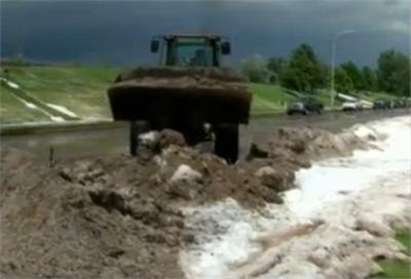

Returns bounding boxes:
[1,109,409,162]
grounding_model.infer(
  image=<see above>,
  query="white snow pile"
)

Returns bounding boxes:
[46,103,78,118]
[255,166,277,178]
[0,77,20,89]
[170,164,202,184]
[227,174,411,279]
[180,199,298,279]
[180,115,411,279]
[22,100,38,110]
[286,116,411,219]
[139,131,160,148]
[17,98,65,123]
[50,116,65,122]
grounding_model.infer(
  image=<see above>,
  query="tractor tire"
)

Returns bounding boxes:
[129,121,150,156]
[214,123,239,164]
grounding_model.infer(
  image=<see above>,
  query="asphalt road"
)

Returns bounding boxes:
[1,109,409,162]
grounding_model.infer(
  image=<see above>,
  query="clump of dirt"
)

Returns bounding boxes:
[265,126,368,162]
[0,126,370,279]
[244,126,368,193]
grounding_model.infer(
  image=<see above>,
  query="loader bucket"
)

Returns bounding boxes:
[107,67,252,124]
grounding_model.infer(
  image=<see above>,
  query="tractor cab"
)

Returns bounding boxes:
[150,34,231,67]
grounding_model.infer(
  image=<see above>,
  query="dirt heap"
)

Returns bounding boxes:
[266,126,369,161]
[0,126,370,279]
[0,147,280,279]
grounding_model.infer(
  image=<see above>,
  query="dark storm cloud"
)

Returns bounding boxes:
[383,0,402,6]
[1,0,409,66]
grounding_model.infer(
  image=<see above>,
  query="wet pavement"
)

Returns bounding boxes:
[1,109,409,162]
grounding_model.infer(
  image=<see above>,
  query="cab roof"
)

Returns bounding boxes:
[157,33,225,41]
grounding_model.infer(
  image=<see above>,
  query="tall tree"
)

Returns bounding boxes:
[341,61,364,91]
[362,66,378,92]
[377,49,410,96]
[281,44,324,92]
[267,57,287,84]
[335,67,354,94]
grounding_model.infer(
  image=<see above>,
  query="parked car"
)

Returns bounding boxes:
[341,101,360,111]
[393,99,407,109]
[303,98,324,114]
[287,99,324,115]
[287,102,307,115]
[373,100,387,110]
[355,101,364,110]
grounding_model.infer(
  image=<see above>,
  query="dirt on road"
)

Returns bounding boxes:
[0,126,373,279]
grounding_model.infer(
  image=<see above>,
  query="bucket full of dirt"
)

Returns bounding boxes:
[107,67,252,124]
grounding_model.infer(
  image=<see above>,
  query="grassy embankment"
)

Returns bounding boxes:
[1,66,117,123]
[250,83,294,114]
[0,85,51,123]
[0,65,396,124]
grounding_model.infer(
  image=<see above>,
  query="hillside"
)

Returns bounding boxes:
[0,65,395,124]
[1,66,117,123]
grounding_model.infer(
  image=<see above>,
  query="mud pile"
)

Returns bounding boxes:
[0,126,370,279]
[266,126,370,161]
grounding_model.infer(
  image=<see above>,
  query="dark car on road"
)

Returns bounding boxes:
[287,102,307,115]
[304,98,324,114]
[373,100,388,110]
[287,98,324,115]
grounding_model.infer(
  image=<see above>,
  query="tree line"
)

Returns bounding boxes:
[241,44,410,97]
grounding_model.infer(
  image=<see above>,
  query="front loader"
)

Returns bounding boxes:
[108,34,252,163]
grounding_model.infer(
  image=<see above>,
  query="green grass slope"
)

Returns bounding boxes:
[249,83,296,114]
[0,86,50,123]
[2,66,295,122]
[3,66,118,120]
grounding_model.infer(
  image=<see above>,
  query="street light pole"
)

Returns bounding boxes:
[330,40,337,107]
[330,30,355,107]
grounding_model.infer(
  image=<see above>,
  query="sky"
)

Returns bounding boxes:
[1,0,410,67]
